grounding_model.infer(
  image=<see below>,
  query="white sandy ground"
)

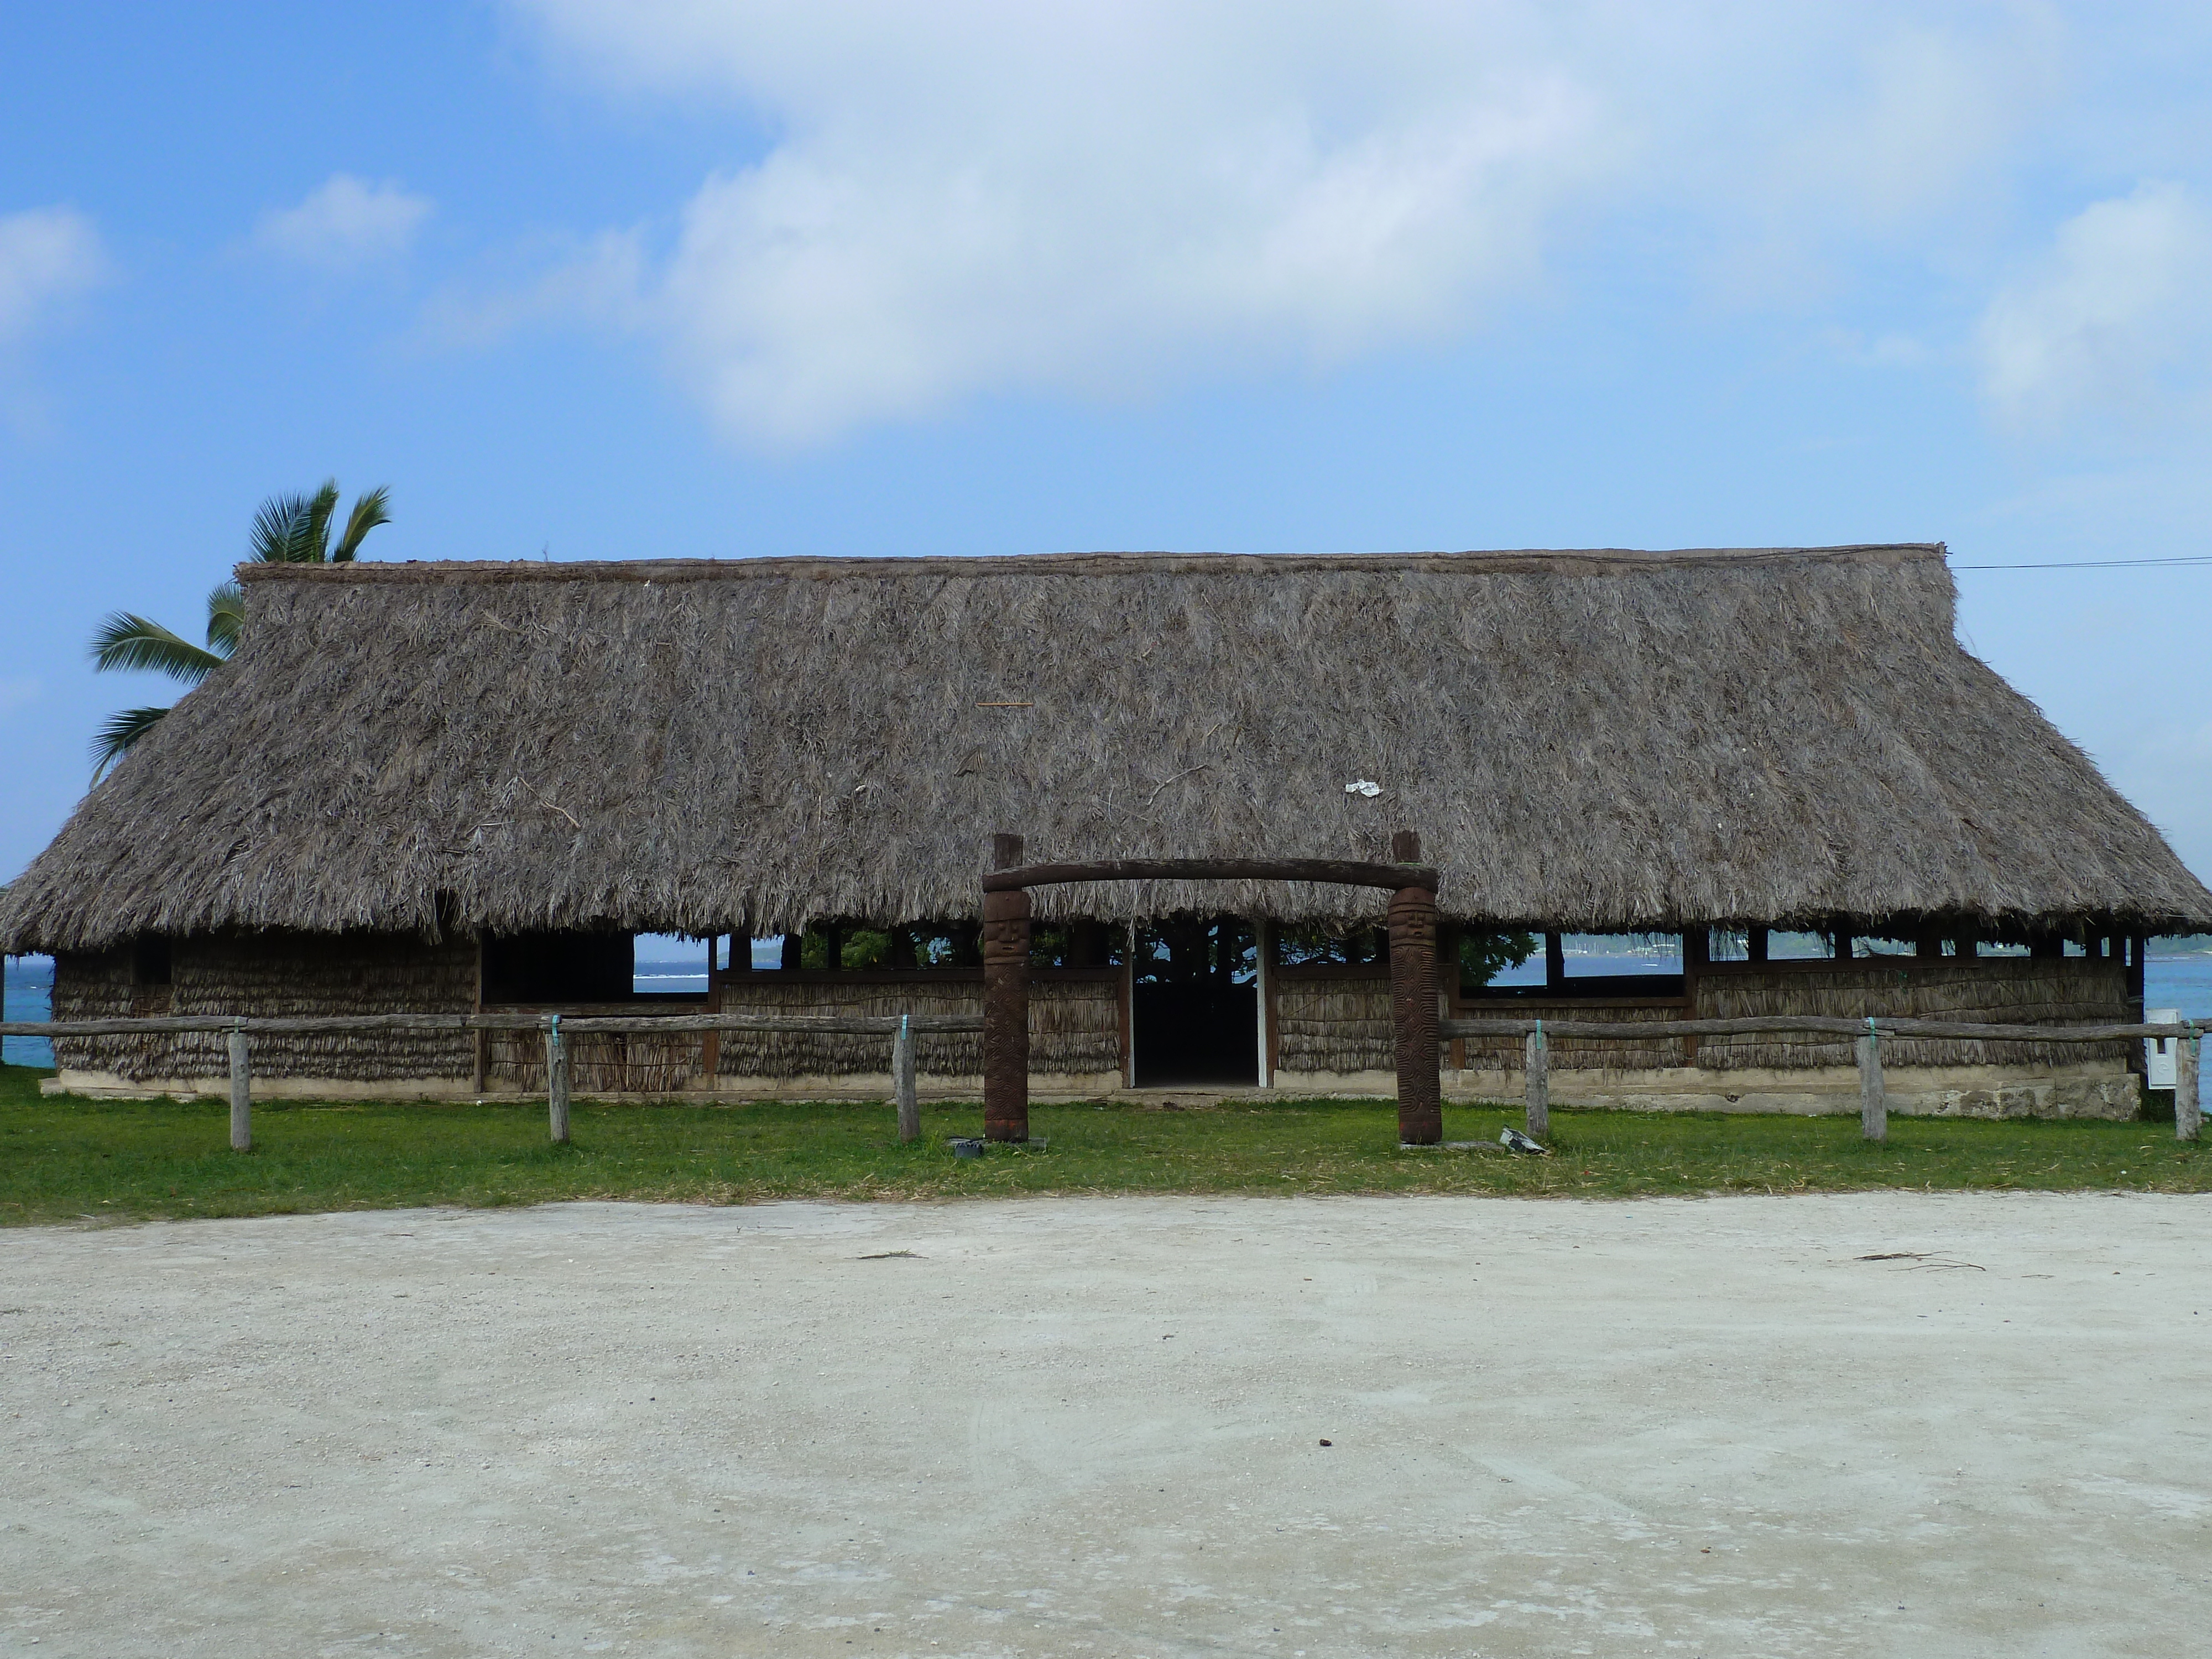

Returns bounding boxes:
[2,1194,2208,1659]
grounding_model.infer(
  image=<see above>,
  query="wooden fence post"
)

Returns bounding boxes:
[545,1014,571,1145]
[894,1014,919,1142]
[227,1022,251,1152]
[1856,1021,1886,1141]
[982,832,1031,1142]
[2177,1024,2200,1142]
[1387,830,1442,1146]
[1525,1022,1550,1140]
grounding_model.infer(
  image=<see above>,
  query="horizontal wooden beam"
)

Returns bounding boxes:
[3,1013,984,1039]
[1441,1015,2184,1044]
[6,1011,2179,1042]
[557,1013,983,1036]
[983,857,1438,893]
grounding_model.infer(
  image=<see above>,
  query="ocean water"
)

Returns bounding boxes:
[1489,937,2212,1026]
[632,935,780,992]
[8,940,2212,1072]
[634,965,712,993]
[4,956,54,1067]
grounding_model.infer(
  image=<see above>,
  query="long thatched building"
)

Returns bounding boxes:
[7,544,2208,1115]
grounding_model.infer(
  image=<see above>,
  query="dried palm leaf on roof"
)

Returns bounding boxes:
[6,544,2206,952]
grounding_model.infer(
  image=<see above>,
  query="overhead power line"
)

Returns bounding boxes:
[1949,555,2212,569]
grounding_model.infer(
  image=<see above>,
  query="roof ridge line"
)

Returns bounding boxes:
[238,544,1950,584]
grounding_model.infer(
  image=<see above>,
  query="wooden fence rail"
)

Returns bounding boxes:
[7,1012,2195,1148]
[1438,1014,2200,1147]
[5,1011,976,1149]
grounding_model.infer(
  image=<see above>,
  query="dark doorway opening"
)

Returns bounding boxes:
[1132,913,1256,1086]
[482,931,633,1003]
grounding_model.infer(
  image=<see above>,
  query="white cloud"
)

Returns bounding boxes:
[1976,181,2212,427]
[659,72,1599,442]
[421,229,648,347]
[256,175,433,271]
[500,2,2085,445]
[0,206,107,345]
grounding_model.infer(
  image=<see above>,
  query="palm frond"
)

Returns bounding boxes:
[331,485,392,562]
[90,705,171,781]
[90,612,226,683]
[249,480,382,564]
[301,480,340,562]
[250,491,315,564]
[205,581,244,656]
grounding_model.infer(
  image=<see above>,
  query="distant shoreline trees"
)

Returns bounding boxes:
[88,481,389,778]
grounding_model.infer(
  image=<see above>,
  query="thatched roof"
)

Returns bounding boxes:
[7,545,2208,952]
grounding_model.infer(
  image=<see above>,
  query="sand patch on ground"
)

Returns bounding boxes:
[3,1192,2208,1657]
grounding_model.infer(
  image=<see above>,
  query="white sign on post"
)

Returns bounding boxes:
[2146,1008,2181,1089]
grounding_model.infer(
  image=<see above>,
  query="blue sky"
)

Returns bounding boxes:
[4,1,2211,893]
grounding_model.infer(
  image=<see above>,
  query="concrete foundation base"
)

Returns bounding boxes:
[1447,1060,2142,1119]
[1257,1062,2140,1119]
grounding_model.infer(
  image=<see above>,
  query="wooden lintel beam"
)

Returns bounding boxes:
[983,857,1438,894]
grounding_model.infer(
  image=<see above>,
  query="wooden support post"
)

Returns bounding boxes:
[701,935,723,1086]
[1681,926,1708,1064]
[1746,926,1768,964]
[2126,935,2149,1095]
[545,1015,571,1144]
[1437,921,1464,1073]
[1121,922,1138,1088]
[1856,1024,1886,1141]
[227,1023,251,1152]
[894,1014,919,1142]
[1253,916,1274,1088]
[1388,830,1442,1146]
[781,932,803,971]
[1545,930,1565,992]
[472,937,489,1094]
[982,832,1031,1142]
[2177,1025,2200,1142]
[1524,1023,1550,1140]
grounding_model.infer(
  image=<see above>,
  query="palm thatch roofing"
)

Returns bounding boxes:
[6,544,2209,953]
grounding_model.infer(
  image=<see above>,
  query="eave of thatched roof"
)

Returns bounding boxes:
[7,544,2208,951]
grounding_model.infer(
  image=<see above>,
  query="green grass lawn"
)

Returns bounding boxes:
[3,1062,2205,1227]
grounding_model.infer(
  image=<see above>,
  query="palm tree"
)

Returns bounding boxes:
[90,481,389,778]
